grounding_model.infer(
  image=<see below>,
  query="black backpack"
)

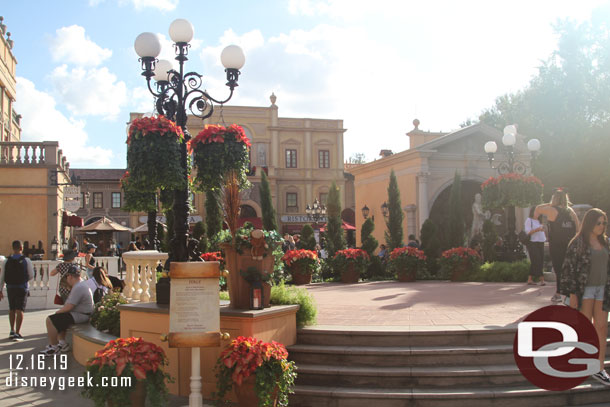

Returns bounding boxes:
[93,286,105,304]
[4,255,28,285]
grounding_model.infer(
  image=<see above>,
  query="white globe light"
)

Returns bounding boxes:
[221,45,245,70]
[502,133,516,146]
[169,19,194,43]
[153,59,174,82]
[484,141,497,154]
[134,32,161,58]
[503,124,517,137]
[527,138,541,152]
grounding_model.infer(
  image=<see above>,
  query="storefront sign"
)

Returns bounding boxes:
[280,215,327,223]
[139,215,203,224]
[63,186,81,212]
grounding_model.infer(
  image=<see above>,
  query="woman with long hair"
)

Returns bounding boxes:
[561,208,610,385]
[84,266,113,301]
[535,189,579,302]
[525,206,546,285]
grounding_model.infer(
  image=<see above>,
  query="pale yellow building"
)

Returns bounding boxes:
[0,17,21,142]
[130,93,352,235]
[349,120,532,247]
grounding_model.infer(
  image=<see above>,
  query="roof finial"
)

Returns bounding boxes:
[413,118,420,130]
[6,31,13,49]
[270,92,277,106]
[0,17,5,35]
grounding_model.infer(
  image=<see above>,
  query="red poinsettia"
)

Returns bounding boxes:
[282,249,318,267]
[481,173,543,189]
[187,123,251,153]
[126,116,184,145]
[389,246,427,261]
[87,337,168,380]
[218,336,289,386]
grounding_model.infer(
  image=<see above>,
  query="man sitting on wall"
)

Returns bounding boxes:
[39,265,93,356]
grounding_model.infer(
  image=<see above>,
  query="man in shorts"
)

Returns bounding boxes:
[39,264,93,356]
[0,240,34,341]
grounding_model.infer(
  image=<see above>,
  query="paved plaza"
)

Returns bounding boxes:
[0,281,573,405]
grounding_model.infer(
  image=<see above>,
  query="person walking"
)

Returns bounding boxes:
[50,250,78,303]
[39,264,94,356]
[535,188,579,302]
[0,240,34,341]
[525,207,546,286]
[84,243,97,278]
[561,208,610,385]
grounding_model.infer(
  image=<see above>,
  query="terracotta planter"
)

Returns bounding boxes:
[222,244,273,309]
[234,374,278,407]
[397,269,416,282]
[108,380,146,407]
[340,263,360,283]
[290,264,313,285]
[450,262,470,282]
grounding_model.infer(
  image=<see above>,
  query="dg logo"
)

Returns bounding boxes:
[513,305,600,391]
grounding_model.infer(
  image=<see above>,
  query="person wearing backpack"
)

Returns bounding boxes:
[0,240,34,341]
[535,188,580,303]
[83,266,112,304]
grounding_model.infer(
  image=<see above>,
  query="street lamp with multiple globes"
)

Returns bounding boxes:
[134,19,245,263]
[306,198,327,225]
[484,124,541,259]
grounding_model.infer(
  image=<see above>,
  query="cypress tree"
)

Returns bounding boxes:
[259,171,278,231]
[205,189,223,242]
[448,171,465,248]
[385,169,404,250]
[193,221,207,253]
[298,224,317,250]
[420,218,440,275]
[326,181,346,258]
[360,217,378,256]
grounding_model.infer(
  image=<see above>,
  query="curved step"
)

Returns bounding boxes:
[289,382,610,407]
[296,363,529,388]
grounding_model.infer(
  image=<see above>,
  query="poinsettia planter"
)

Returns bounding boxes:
[397,270,417,282]
[234,374,279,407]
[289,264,313,285]
[222,244,272,309]
[107,380,146,407]
[340,264,360,283]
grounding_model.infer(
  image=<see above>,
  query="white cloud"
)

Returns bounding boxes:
[131,87,157,114]
[49,25,112,67]
[15,77,114,167]
[50,65,128,118]
[128,0,178,11]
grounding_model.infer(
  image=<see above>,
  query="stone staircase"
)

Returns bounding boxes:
[287,326,610,407]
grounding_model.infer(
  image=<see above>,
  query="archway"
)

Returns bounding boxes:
[428,180,505,249]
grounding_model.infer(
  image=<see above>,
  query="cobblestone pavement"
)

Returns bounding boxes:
[304,280,560,327]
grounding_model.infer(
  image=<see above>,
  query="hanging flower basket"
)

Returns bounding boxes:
[121,171,157,212]
[387,246,427,282]
[188,124,251,192]
[481,173,543,209]
[126,115,186,192]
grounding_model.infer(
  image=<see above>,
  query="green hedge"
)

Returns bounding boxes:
[270,282,317,327]
[456,260,530,282]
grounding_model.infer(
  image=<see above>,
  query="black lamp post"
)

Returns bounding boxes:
[134,19,244,263]
[381,201,389,218]
[484,125,541,260]
[306,198,326,226]
[361,204,371,221]
[51,236,59,260]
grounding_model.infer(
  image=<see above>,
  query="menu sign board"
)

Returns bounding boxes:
[169,278,219,333]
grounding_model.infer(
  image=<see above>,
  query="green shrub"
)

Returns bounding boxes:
[270,281,317,327]
[457,260,530,282]
[219,291,230,301]
[90,292,128,337]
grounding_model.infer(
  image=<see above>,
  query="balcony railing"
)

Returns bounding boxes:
[0,141,69,171]
[121,251,168,303]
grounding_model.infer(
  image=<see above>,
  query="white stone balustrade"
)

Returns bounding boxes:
[121,251,168,303]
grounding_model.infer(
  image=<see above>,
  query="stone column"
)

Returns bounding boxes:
[404,204,417,237]
[417,171,430,232]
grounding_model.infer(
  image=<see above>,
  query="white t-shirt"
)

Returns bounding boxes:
[66,280,94,323]
[525,218,546,243]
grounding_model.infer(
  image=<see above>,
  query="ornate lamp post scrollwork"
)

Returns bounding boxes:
[306,198,327,225]
[134,19,245,263]
[484,125,541,261]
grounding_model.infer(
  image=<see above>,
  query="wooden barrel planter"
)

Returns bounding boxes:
[397,270,417,282]
[290,264,313,285]
[340,264,360,284]
[222,244,273,309]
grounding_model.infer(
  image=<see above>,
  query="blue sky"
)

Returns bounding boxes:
[4,0,609,168]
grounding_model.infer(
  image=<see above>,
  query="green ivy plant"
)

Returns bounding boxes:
[89,292,128,337]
